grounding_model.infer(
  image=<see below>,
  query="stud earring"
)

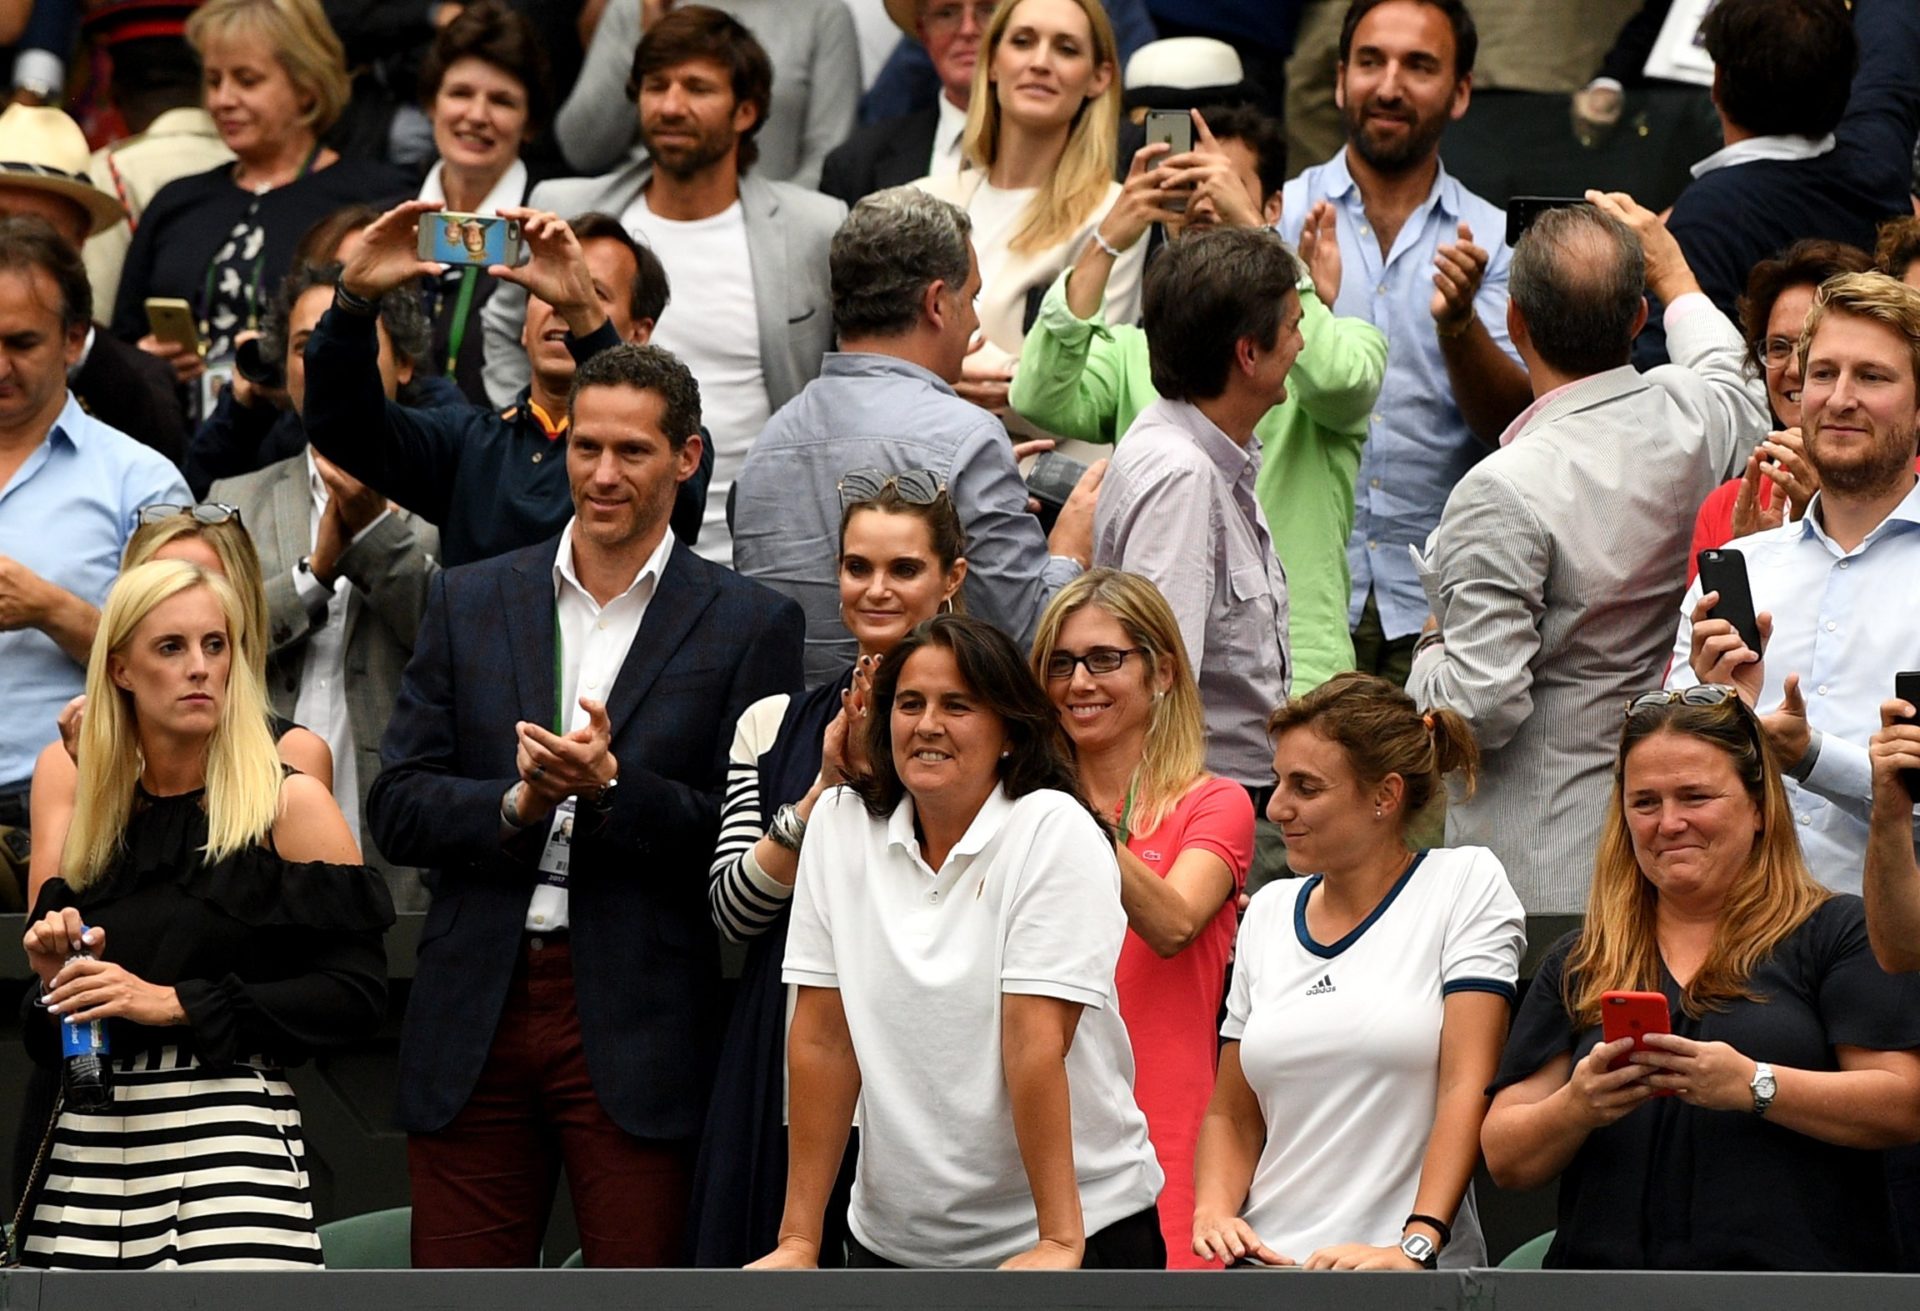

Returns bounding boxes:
[1374,808,1383,819]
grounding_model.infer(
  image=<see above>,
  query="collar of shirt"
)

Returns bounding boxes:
[1799,476,1920,555]
[502,388,571,441]
[46,391,89,454]
[148,107,224,141]
[821,350,957,395]
[1164,398,1259,484]
[551,515,675,614]
[418,157,530,219]
[885,781,1015,877]
[66,326,96,381]
[932,94,970,173]
[1497,377,1585,447]
[1690,132,1838,180]
[1320,145,1463,226]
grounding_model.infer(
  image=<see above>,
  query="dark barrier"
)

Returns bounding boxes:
[4,1268,1920,1311]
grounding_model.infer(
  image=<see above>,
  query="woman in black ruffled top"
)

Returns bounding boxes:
[16,559,393,1269]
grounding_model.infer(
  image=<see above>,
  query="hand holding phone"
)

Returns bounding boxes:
[144,298,201,356]
[1694,548,1766,658]
[1601,990,1675,1096]
[1505,196,1590,248]
[1895,673,1920,798]
[1143,108,1194,213]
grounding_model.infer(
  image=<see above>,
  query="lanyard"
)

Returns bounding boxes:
[444,266,479,375]
[200,140,323,341]
[1116,780,1138,847]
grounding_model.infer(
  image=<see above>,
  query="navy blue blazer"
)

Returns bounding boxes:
[370,533,805,1137]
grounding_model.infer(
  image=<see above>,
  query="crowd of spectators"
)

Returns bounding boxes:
[9,0,1920,1279]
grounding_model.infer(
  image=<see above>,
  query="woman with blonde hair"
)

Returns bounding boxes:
[913,0,1137,417]
[16,560,391,1269]
[111,0,409,403]
[1031,568,1249,1266]
[1483,687,1920,1270]
[1192,673,1522,1270]
[26,506,332,905]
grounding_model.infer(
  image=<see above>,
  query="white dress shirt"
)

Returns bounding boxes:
[928,93,969,181]
[523,519,674,932]
[1667,479,1920,893]
[1690,132,1838,180]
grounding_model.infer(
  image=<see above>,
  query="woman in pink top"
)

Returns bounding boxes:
[1032,569,1253,1267]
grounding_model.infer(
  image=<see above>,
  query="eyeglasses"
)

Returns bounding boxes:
[838,468,945,508]
[923,1,998,34]
[1623,685,1738,717]
[1044,646,1148,680]
[135,502,243,529]
[1760,336,1799,368]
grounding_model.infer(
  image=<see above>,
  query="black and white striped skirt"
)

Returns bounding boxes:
[20,1045,324,1269]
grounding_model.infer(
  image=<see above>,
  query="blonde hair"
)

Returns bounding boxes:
[962,0,1120,254]
[1030,569,1204,838]
[1564,697,1829,1028]
[188,0,351,137]
[62,561,283,889]
[123,514,270,681]
[1799,270,1920,387]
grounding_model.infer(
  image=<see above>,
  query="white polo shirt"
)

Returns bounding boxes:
[784,784,1163,1268]
[1223,846,1524,1267]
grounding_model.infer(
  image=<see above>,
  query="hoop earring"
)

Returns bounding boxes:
[940,595,955,615]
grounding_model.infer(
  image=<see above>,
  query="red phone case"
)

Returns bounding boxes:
[1601,990,1674,1096]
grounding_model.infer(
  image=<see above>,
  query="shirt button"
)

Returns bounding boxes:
[1370,478,1381,488]
[1368,539,1378,550]
[597,620,607,631]
[1817,684,1829,696]
[1376,283,1387,294]
[1370,413,1381,424]
[930,891,940,901]
[1798,814,1811,825]
[533,914,546,925]
[1839,561,1850,570]
[1825,622,1836,632]
[532,451,543,463]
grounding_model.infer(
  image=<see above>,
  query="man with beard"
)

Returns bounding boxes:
[481,6,844,566]
[1677,271,1920,895]
[1278,0,1530,689]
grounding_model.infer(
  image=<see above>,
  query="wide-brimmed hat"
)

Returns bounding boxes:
[0,104,127,236]
[884,0,924,40]
[1124,37,1246,106]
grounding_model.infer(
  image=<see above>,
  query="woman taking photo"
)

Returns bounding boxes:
[415,0,551,404]
[690,470,968,1266]
[1483,687,1920,1270]
[112,0,408,407]
[16,560,392,1268]
[1031,569,1249,1267]
[915,0,1138,417]
[1192,673,1523,1270]
[749,615,1163,1270]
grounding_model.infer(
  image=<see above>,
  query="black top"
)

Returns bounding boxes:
[20,784,394,1072]
[1492,897,1920,1271]
[109,157,412,348]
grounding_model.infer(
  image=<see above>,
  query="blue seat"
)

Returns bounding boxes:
[317,1205,412,1269]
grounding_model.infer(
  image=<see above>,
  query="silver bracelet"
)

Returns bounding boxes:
[1090,228,1123,260]
[769,803,807,853]
[500,781,531,831]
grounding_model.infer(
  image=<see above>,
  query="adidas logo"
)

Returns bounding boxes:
[1304,974,1336,996]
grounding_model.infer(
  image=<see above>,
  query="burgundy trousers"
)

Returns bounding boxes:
[408,937,693,1268]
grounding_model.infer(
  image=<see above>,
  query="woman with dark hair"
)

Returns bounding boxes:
[1483,687,1920,1270]
[414,0,552,404]
[689,470,967,1266]
[1687,238,1873,574]
[1191,673,1521,1270]
[748,614,1163,1270]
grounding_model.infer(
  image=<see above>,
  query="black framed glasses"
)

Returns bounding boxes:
[838,468,945,509]
[1045,647,1148,681]
[135,502,242,530]
[1623,685,1739,718]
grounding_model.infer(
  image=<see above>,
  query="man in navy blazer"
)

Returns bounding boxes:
[369,339,804,1268]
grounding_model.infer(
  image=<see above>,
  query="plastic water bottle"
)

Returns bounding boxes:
[60,932,112,1113]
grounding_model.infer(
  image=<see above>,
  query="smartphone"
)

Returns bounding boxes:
[1025,450,1087,534]
[1695,548,1765,659]
[144,297,200,355]
[1505,195,1590,248]
[1895,672,1920,797]
[1601,990,1674,1094]
[1144,108,1194,213]
[418,211,524,268]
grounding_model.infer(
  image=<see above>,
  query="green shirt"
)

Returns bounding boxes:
[1009,269,1387,692]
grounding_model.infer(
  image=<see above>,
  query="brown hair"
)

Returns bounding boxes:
[1875,215,1920,283]
[419,0,553,133]
[1565,694,1828,1028]
[1266,672,1479,832]
[837,481,969,614]
[630,5,772,173]
[1734,238,1872,376]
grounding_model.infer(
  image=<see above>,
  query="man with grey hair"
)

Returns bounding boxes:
[1406,192,1770,914]
[733,185,1102,683]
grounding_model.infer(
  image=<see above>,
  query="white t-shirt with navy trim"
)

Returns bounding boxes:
[1222,845,1525,1266]
[784,784,1163,1267]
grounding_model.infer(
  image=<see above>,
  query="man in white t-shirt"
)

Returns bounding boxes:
[479,8,844,566]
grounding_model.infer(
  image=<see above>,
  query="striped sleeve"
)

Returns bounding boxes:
[708,693,795,943]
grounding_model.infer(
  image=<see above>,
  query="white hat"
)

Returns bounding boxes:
[1123,37,1245,94]
[0,104,128,236]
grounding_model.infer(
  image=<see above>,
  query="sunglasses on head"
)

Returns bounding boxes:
[1623,685,1739,718]
[838,468,944,509]
[135,502,243,529]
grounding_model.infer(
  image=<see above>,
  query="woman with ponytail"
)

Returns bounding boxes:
[16,560,392,1268]
[1190,672,1524,1270]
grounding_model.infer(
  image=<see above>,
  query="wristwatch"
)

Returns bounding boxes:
[1399,1231,1439,1269]
[1749,1061,1777,1115]
[584,769,619,810]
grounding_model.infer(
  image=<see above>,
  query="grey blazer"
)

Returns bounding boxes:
[1406,303,1770,914]
[210,452,440,910]
[478,159,844,410]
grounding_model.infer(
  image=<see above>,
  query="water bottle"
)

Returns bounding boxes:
[60,932,112,1113]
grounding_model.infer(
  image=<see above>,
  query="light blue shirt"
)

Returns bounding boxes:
[0,393,188,787]
[1667,479,1920,893]
[1280,151,1517,641]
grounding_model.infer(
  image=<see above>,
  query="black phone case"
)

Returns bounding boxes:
[1895,672,1920,796]
[1696,548,1765,657]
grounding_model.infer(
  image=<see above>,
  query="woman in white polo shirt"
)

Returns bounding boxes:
[1191,673,1525,1270]
[748,614,1164,1270]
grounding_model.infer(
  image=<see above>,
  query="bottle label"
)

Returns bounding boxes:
[61,1015,110,1059]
